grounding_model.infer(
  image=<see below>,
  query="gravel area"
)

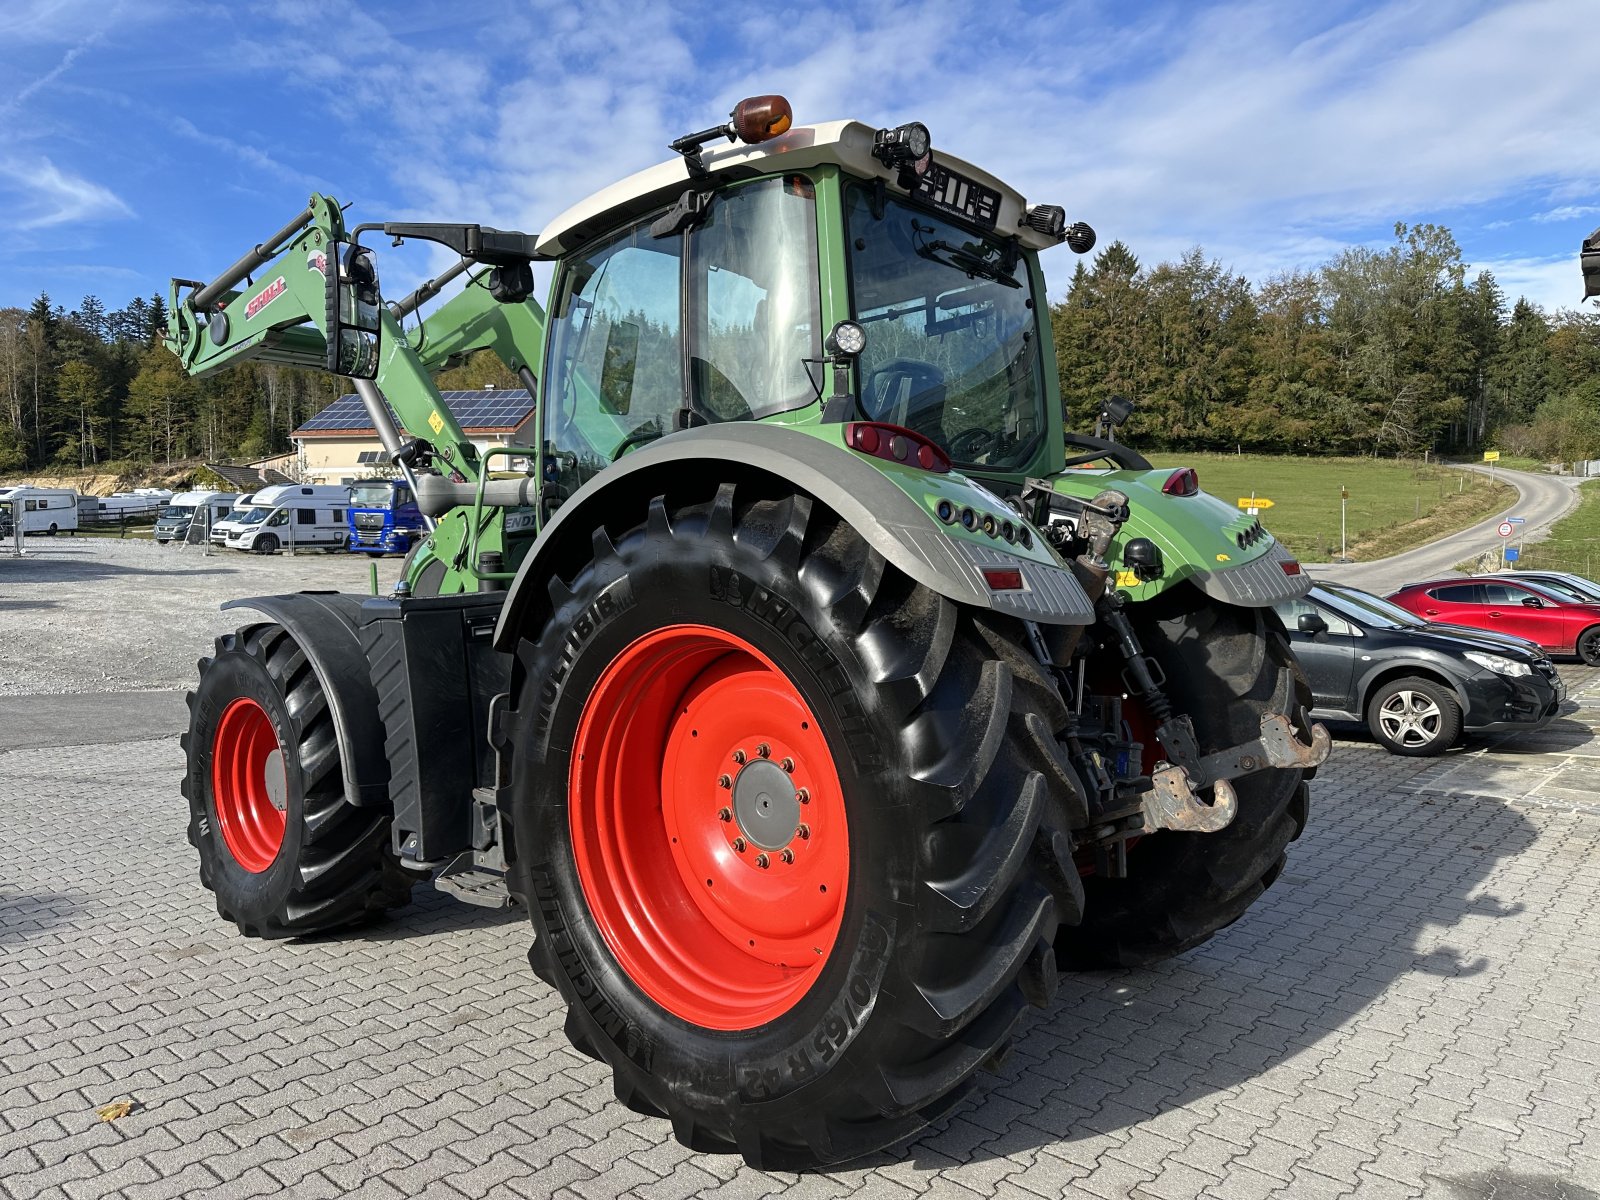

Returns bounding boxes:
[0,537,407,696]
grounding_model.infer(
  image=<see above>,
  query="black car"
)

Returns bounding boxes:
[1274,584,1566,756]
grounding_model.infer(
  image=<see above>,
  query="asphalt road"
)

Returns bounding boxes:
[1308,466,1587,596]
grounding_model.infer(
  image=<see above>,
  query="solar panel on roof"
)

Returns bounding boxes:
[292,390,534,436]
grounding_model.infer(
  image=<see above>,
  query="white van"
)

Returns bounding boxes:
[0,486,80,535]
[155,491,239,544]
[210,493,257,545]
[225,484,350,554]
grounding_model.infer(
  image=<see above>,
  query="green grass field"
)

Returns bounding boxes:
[1512,480,1600,579]
[1143,453,1516,562]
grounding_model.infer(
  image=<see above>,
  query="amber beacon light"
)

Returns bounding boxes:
[731,95,793,144]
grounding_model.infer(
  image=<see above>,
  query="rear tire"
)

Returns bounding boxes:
[181,623,413,937]
[1060,591,1314,968]
[1577,625,1600,666]
[504,484,1086,1168]
[1366,676,1461,756]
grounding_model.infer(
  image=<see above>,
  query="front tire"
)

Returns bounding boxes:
[180,623,413,937]
[1366,676,1461,756]
[1577,625,1600,666]
[254,533,279,555]
[1060,591,1315,968]
[505,484,1084,1168]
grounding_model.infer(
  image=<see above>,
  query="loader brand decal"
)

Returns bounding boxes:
[532,577,637,744]
[306,249,328,275]
[244,276,287,321]
[735,909,895,1101]
[709,566,883,770]
[531,869,653,1068]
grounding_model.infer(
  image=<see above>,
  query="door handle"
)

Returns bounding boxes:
[1423,608,1439,616]
[1488,610,1501,618]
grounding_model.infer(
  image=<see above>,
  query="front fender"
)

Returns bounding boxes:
[494,423,1096,650]
[1051,469,1312,607]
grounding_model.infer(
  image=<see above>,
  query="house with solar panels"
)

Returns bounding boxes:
[289,387,535,485]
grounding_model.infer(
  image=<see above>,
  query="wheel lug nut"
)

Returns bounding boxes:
[718,774,732,789]
[780,757,794,773]
[718,807,732,822]
[731,749,746,764]
[795,788,809,805]
[755,853,770,869]
[733,837,746,852]
[796,824,811,840]
[756,743,770,758]
[780,848,794,864]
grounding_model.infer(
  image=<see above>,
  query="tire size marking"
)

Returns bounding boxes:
[709,567,883,771]
[533,578,635,744]
[735,910,895,1101]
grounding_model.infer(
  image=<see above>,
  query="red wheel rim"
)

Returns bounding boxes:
[211,697,288,873]
[570,624,849,1030]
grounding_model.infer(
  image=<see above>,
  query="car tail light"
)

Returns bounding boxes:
[845,423,952,473]
[1162,467,1199,496]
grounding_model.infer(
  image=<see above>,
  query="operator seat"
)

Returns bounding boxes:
[864,358,947,442]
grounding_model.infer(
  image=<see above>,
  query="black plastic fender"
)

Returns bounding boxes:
[492,423,1096,651]
[220,592,391,809]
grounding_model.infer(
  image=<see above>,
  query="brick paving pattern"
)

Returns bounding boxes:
[3,669,1598,1199]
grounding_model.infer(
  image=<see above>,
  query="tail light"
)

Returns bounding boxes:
[845,423,951,473]
[1280,560,1303,576]
[1162,467,1199,497]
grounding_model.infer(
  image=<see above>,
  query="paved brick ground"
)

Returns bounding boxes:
[3,671,1598,1199]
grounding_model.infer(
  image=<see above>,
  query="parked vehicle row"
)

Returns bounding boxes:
[1388,575,1600,665]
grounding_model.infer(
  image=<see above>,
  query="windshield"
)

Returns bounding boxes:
[236,507,270,526]
[1519,574,1600,603]
[158,505,194,520]
[1316,585,1427,629]
[845,185,1046,471]
[1514,577,1591,605]
[350,483,393,508]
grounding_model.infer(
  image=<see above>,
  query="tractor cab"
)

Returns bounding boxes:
[532,100,1094,505]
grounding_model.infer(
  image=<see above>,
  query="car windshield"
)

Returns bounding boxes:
[350,483,392,508]
[1317,585,1426,629]
[158,505,194,520]
[845,184,1046,471]
[236,507,270,526]
[1510,578,1584,605]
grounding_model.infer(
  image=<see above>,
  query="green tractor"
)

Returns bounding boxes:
[165,95,1327,1167]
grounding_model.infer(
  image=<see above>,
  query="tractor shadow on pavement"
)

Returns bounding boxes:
[887,762,1542,1167]
[2,554,237,583]
[0,888,80,946]
[290,885,525,947]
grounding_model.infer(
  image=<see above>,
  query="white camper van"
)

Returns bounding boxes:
[154,491,240,544]
[224,484,350,554]
[0,487,79,535]
[209,493,257,545]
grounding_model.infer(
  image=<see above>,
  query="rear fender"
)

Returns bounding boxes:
[1051,469,1311,607]
[219,592,391,808]
[493,422,1096,650]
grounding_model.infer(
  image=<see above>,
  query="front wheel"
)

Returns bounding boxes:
[1577,625,1600,666]
[505,485,1084,1168]
[254,533,279,555]
[1366,677,1461,756]
[180,623,413,936]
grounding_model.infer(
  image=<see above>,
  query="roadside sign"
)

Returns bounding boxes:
[1497,521,1514,538]
[1505,547,1520,561]
[1484,450,1501,462]
[1237,497,1275,509]
[1507,516,1527,524]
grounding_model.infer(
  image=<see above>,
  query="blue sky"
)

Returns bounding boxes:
[2,0,1597,319]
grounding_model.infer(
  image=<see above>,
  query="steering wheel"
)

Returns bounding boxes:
[948,427,997,460]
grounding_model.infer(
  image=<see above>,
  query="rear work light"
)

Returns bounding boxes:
[845,423,952,473]
[1162,467,1200,497]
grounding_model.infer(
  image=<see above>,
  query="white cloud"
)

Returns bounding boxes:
[0,156,133,229]
[1532,205,1600,225]
[1473,253,1592,316]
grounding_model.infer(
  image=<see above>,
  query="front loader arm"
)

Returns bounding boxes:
[407,270,547,382]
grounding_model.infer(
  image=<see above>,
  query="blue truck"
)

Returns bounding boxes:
[345,479,424,557]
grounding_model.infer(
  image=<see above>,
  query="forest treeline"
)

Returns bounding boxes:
[3,221,1598,476]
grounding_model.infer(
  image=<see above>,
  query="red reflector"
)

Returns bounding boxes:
[982,567,1025,591]
[1162,467,1200,497]
[842,422,951,473]
[1280,560,1303,575]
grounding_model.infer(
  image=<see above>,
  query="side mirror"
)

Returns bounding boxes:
[1298,611,1329,635]
[1521,595,1544,608]
[325,243,383,379]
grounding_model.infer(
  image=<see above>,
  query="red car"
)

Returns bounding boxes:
[1388,577,1600,665]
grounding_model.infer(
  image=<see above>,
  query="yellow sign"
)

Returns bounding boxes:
[428,409,445,435]
[1483,450,1500,462]
[1216,553,1231,562]
[1114,569,1143,589]
[1237,497,1275,510]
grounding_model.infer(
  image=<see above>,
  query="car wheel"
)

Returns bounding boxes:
[1366,677,1461,757]
[1577,625,1600,666]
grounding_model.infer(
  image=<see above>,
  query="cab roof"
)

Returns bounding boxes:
[535,119,1062,258]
